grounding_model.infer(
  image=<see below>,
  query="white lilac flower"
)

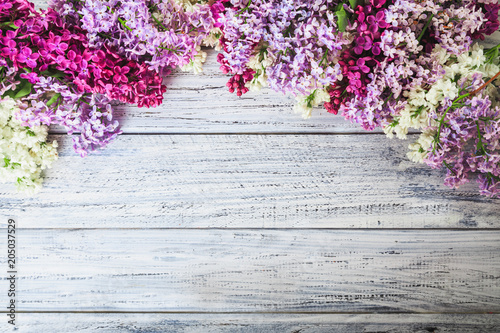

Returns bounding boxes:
[386,43,499,142]
[0,97,58,194]
[246,44,274,91]
[293,89,330,119]
[180,45,208,74]
[202,28,223,51]
[407,130,434,163]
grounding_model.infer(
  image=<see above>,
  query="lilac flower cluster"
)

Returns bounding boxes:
[0,0,121,159]
[218,0,348,101]
[425,83,500,197]
[16,76,120,157]
[328,0,490,124]
[1,0,170,192]
[472,0,500,41]
[52,0,221,75]
[0,0,168,158]
[320,0,500,197]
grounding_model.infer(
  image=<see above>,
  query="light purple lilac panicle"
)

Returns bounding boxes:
[16,77,120,157]
[218,0,348,96]
[425,92,500,198]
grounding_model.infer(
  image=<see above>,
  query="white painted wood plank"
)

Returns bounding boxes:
[2,313,500,332]
[1,135,498,228]
[1,229,499,312]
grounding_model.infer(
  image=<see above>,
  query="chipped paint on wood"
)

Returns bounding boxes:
[1,135,498,228]
[2,314,500,332]
[6,229,500,312]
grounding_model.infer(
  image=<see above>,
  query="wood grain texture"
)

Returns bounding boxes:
[1,134,499,228]
[2,313,500,332]
[1,229,499,312]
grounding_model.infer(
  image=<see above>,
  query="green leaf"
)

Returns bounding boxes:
[25,127,36,137]
[489,48,499,64]
[14,81,32,99]
[0,22,19,29]
[49,72,65,78]
[3,157,10,167]
[2,90,16,99]
[40,71,65,79]
[46,93,61,106]
[349,0,360,9]
[336,6,348,32]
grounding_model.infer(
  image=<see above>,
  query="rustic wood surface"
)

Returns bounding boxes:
[8,229,500,312]
[1,134,499,229]
[0,2,499,331]
[6,314,500,332]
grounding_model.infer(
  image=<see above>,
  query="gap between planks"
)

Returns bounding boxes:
[2,310,500,314]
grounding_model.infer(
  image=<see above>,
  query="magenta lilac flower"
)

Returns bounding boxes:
[51,0,222,75]
[1,0,166,159]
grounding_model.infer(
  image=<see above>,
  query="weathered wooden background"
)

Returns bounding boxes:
[1,2,500,331]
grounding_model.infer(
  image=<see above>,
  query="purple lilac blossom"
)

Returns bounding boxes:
[218,0,348,96]
[15,77,121,157]
[1,0,162,157]
[51,0,218,75]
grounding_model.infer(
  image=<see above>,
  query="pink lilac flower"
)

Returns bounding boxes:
[51,0,219,75]
[217,0,348,97]
[1,0,166,157]
[19,71,39,83]
[16,47,39,68]
[325,0,498,127]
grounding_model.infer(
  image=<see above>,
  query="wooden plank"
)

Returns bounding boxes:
[1,134,499,229]
[1,229,499,312]
[2,313,500,332]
